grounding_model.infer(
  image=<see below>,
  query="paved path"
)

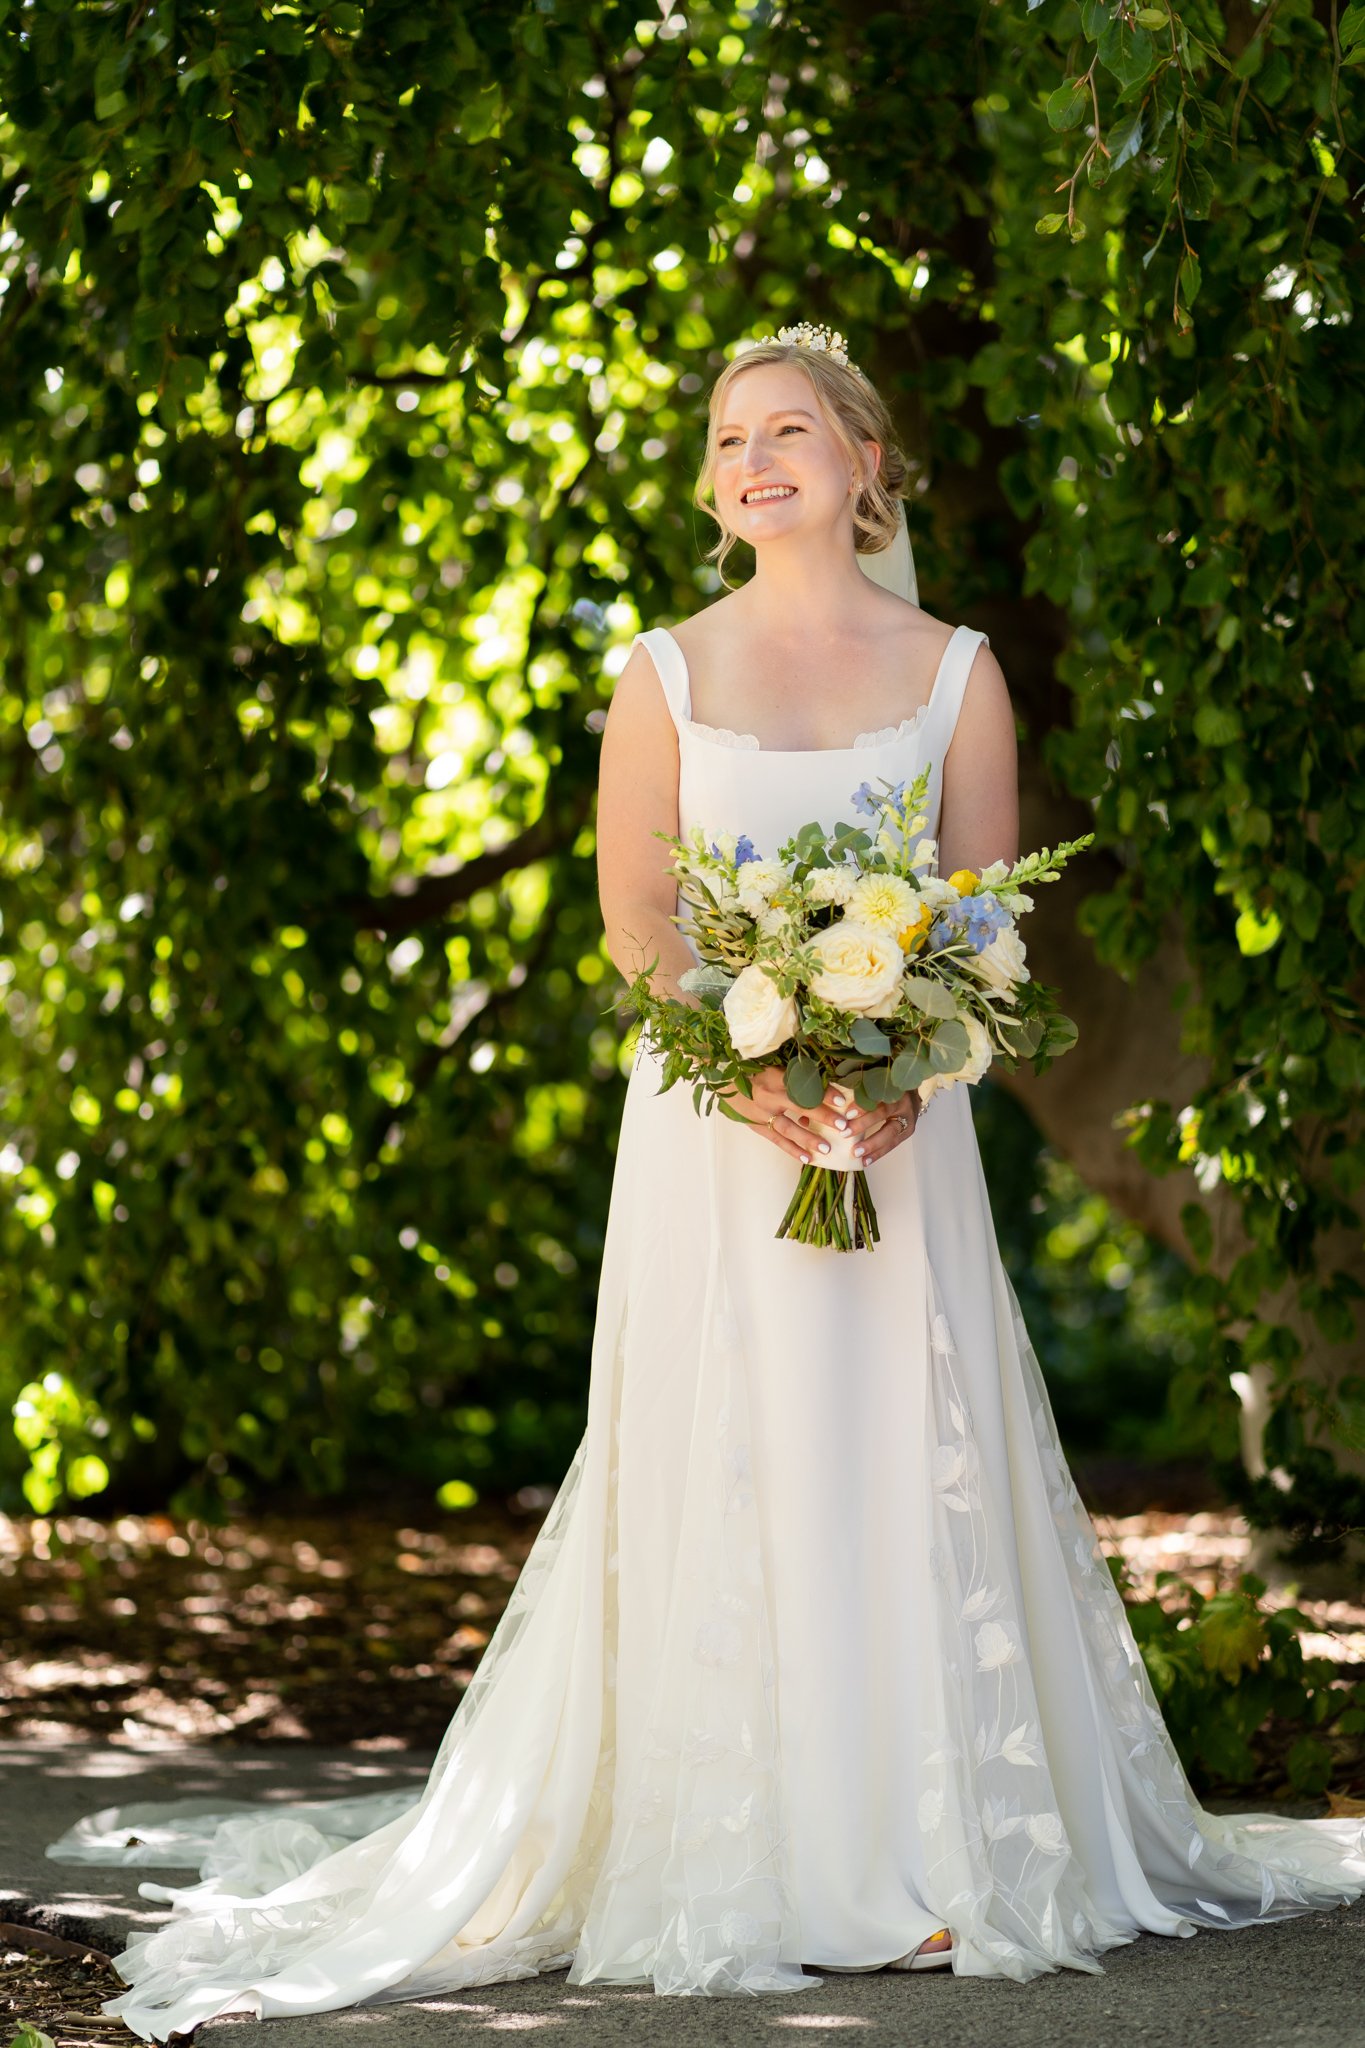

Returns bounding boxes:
[4,1742,1363,2047]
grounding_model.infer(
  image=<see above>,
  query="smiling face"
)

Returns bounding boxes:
[712,360,878,549]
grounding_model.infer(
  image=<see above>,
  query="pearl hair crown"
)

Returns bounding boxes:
[752,320,866,380]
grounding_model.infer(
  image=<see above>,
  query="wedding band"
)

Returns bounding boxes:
[766,1113,778,1127]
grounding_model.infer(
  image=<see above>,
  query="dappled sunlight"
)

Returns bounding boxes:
[0,1505,543,1747]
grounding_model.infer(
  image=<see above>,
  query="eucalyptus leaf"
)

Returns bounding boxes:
[928,1019,971,1072]
[901,974,958,1020]
[785,1056,827,1110]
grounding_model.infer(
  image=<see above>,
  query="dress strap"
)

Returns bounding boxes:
[920,625,990,770]
[630,628,691,732]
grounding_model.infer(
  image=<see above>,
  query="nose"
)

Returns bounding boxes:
[739,435,776,488]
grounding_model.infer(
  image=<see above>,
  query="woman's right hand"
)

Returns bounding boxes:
[724,1066,869,1166]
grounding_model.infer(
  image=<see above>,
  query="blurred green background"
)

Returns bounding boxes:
[2,0,1363,1558]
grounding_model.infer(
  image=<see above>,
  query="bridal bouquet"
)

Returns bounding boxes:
[624,764,1092,1251]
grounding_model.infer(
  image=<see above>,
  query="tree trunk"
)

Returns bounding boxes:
[1003,736,1365,1594]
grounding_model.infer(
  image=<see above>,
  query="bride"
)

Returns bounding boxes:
[47,324,1365,2039]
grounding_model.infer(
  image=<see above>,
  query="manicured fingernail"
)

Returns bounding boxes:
[818,1141,830,1154]
[800,1153,811,1164]
[855,1145,867,1158]
[835,1117,848,1130]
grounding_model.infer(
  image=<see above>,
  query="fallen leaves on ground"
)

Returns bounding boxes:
[1,1493,1361,1751]
[0,1496,551,1748]
[1,1929,133,2048]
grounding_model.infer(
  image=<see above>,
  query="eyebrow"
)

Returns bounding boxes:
[718,407,817,431]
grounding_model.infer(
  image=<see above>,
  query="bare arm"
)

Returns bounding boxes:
[936,641,1019,879]
[596,640,700,1003]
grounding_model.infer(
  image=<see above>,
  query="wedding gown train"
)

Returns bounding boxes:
[46,622,1365,2039]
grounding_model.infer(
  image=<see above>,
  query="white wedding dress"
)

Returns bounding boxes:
[47,619,1365,2041]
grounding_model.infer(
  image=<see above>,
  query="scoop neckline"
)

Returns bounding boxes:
[653,621,965,756]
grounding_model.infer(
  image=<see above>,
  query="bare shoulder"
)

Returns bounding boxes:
[950,630,1015,759]
[961,630,1010,702]
[665,589,745,666]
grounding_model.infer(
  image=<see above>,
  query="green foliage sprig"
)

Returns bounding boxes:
[1117,1562,1365,1798]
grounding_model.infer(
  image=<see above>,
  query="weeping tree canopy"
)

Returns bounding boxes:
[2,0,1364,1547]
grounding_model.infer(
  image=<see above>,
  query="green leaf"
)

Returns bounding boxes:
[849,1017,892,1055]
[928,1019,970,1071]
[1107,111,1144,170]
[1035,212,1067,235]
[1197,1595,1268,1683]
[785,1056,826,1110]
[1043,1012,1079,1057]
[1178,248,1202,309]
[1181,1200,1213,1263]
[1046,81,1089,131]
[891,1048,935,1091]
[1192,703,1242,746]
[1001,1015,1044,1058]
[901,975,957,1020]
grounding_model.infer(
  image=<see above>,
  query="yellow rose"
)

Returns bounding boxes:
[896,902,934,954]
[946,867,979,894]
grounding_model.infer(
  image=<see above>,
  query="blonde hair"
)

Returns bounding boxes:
[692,340,909,589]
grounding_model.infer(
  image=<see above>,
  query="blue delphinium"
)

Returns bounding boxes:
[929,893,1011,955]
[850,782,879,817]
[709,833,760,863]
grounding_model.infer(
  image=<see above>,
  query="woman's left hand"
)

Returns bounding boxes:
[851,1086,924,1165]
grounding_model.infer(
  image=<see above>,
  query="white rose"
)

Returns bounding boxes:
[967,923,1030,998]
[722,962,799,1059]
[804,920,904,1017]
[918,1014,993,1106]
[734,859,789,916]
[805,866,856,906]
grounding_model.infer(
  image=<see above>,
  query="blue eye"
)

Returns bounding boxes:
[719,425,805,448]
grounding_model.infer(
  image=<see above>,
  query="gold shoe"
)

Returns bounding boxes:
[899,1927,953,1972]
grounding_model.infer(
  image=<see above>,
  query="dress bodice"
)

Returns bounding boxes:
[627,623,991,951]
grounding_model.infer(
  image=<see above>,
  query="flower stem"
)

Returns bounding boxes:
[776,1166,880,1251]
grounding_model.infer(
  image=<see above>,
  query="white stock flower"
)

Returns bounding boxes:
[711,830,739,863]
[804,920,904,1017]
[722,962,799,1059]
[846,871,921,934]
[734,859,789,915]
[915,874,959,913]
[909,837,938,871]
